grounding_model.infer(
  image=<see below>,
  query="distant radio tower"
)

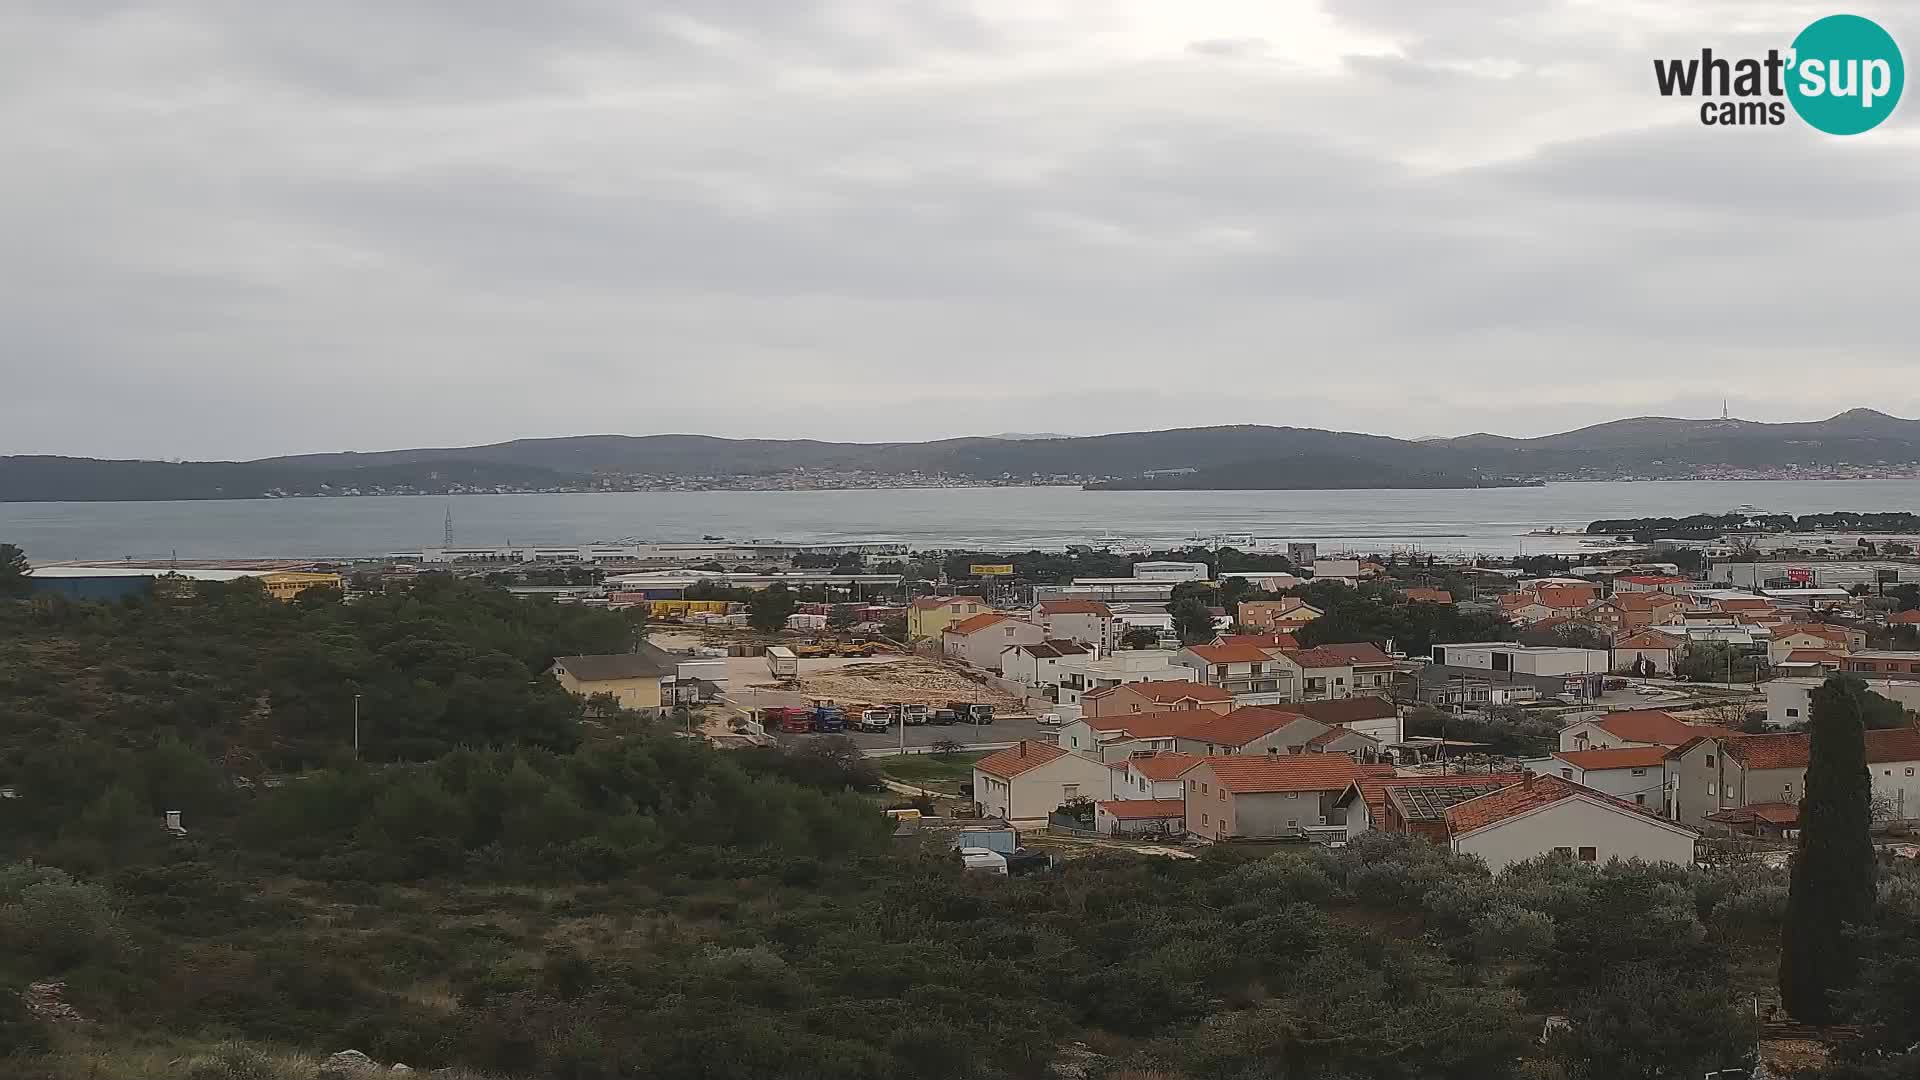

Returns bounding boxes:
[1722,399,1730,420]
[444,503,454,547]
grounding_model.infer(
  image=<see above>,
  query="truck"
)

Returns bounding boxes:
[811,705,847,733]
[855,708,893,734]
[764,706,812,734]
[765,646,799,679]
[902,703,929,726]
[946,701,995,724]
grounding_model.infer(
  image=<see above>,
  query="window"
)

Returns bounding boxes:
[1268,746,1279,754]
[1631,768,1647,776]
[1063,785,1079,799]
[1786,708,1800,717]
[1578,846,1598,862]
[1908,768,1916,777]
[1287,819,1298,828]
[1707,783,1716,796]
[1560,769,1573,780]
[1219,789,1226,801]
[1201,813,1209,825]
[1705,754,1715,768]
[1553,846,1573,858]
[1201,783,1209,794]
[1635,793,1646,806]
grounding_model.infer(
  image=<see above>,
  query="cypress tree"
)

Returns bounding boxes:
[1779,674,1878,1023]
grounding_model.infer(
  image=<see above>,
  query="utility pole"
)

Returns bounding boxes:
[352,693,362,759]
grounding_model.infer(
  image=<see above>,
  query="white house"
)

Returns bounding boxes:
[1444,775,1699,873]
[1107,752,1205,800]
[943,613,1045,670]
[1311,559,1362,584]
[1056,650,1191,705]
[1765,675,1920,728]
[1520,746,1669,810]
[999,639,1090,687]
[970,741,1115,826]
[1613,630,1686,676]
[1031,599,1120,651]
[1558,710,1729,753]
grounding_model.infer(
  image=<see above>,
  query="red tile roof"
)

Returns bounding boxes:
[1283,696,1398,726]
[1093,709,1223,739]
[1096,798,1187,820]
[1707,802,1799,827]
[1444,774,1664,835]
[1124,752,1206,780]
[1612,591,1684,611]
[1185,644,1274,664]
[1890,610,1920,625]
[945,612,1008,635]
[1591,710,1731,747]
[1715,597,1775,612]
[912,594,984,610]
[1201,755,1367,794]
[1216,633,1300,649]
[1619,575,1689,586]
[1037,599,1113,617]
[1285,646,1360,668]
[1307,727,1377,750]
[1306,642,1396,665]
[1552,746,1670,771]
[1188,707,1319,749]
[1721,727,1920,770]
[1403,588,1454,604]
[1782,649,1845,665]
[1089,679,1231,704]
[973,740,1070,779]
[1775,624,1852,642]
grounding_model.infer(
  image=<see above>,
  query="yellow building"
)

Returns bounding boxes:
[906,594,989,641]
[549,647,676,713]
[259,571,344,602]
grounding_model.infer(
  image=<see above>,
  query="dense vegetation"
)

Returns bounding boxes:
[7,573,1920,1079]
[0,574,645,772]
[1588,511,1920,538]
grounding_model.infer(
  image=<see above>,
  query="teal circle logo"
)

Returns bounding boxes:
[1787,14,1903,135]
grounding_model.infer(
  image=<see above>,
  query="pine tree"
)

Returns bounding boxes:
[1779,674,1878,1023]
[0,543,28,598]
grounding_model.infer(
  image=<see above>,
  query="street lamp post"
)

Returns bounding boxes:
[352,694,362,760]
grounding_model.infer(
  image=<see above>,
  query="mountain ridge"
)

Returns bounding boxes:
[5,409,1919,501]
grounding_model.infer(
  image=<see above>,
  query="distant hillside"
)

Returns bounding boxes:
[5,409,1920,501]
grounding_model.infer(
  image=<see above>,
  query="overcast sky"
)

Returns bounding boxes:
[6,1,1919,459]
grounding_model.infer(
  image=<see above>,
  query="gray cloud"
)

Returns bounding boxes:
[2,0,1917,458]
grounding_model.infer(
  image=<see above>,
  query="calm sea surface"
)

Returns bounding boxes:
[6,480,1920,563]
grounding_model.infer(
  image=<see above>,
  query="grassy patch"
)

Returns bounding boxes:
[877,751,986,788]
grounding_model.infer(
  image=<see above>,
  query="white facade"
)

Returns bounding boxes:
[999,644,1086,688]
[1221,571,1302,591]
[1111,760,1190,800]
[1453,795,1698,873]
[1132,561,1210,582]
[945,619,1045,670]
[1034,610,1118,651]
[1765,676,1920,727]
[1521,758,1666,807]
[1312,559,1362,582]
[972,752,1116,824]
[1058,651,1191,705]
[1430,643,1609,676]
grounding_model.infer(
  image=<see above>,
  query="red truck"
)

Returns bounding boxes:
[763,706,813,734]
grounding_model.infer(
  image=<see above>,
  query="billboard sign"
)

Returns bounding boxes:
[1786,567,1813,583]
[970,564,1014,577]
[1878,568,1901,584]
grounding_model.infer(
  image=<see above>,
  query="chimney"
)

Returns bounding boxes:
[1019,742,1027,757]
[163,810,186,835]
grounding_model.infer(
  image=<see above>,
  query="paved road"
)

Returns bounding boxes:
[775,715,1058,753]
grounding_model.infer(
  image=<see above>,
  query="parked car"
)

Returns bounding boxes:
[929,708,961,726]
[957,847,1008,875]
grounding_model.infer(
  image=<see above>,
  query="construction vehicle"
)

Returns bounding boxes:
[811,703,847,733]
[855,708,892,734]
[946,701,996,724]
[764,706,812,734]
[790,642,834,659]
[836,640,879,658]
[903,703,930,726]
[765,646,799,679]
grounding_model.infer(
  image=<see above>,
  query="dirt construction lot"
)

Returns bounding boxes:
[723,654,1024,713]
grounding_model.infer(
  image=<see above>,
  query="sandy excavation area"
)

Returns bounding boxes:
[749,657,1023,710]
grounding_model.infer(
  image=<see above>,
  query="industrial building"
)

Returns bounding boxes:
[25,566,342,602]
[395,540,906,564]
